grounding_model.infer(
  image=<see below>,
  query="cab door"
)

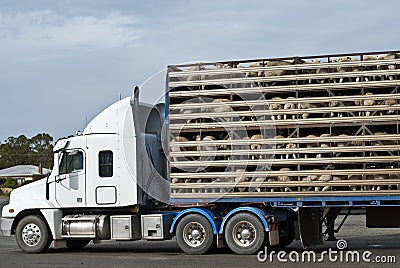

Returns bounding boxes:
[55,149,86,207]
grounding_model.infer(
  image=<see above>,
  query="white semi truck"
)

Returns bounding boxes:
[1,50,400,255]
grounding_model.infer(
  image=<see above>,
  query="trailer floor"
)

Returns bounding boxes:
[0,198,399,268]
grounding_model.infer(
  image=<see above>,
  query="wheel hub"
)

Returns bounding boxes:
[232,221,256,247]
[183,222,206,247]
[191,229,201,240]
[240,228,251,239]
[22,223,41,246]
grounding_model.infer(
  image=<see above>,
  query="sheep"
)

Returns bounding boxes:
[360,55,378,82]
[330,101,345,117]
[170,136,196,162]
[211,98,233,122]
[336,134,349,148]
[335,57,355,83]
[269,97,284,120]
[377,53,399,80]
[218,136,232,160]
[235,169,250,192]
[249,176,266,192]
[299,99,317,119]
[304,59,321,84]
[178,100,202,124]
[315,66,330,84]
[283,97,297,120]
[237,61,264,77]
[285,142,297,159]
[264,60,292,77]
[318,133,331,158]
[370,131,396,156]
[379,99,397,115]
[355,92,375,116]
[302,173,319,192]
[186,65,206,81]
[304,134,318,158]
[316,174,332,191]
[196,135,217,162]
[274,135,286,159]
[277,168,295,192]
[371,174,388,191]
[250,134,263,160]
[348,174,361,191]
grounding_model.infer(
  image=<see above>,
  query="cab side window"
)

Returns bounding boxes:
[99,151,113,177]
[59,150,84,175]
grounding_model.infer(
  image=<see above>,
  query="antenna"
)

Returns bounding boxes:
[119,93,122,100]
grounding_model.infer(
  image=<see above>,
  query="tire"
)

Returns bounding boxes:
[15,215,52,254]
[176,214,216,255]
[66,239,91,250]
[224,213,265,255]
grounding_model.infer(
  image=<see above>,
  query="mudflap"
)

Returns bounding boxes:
[298,207,323,248]
[268,223,280,246]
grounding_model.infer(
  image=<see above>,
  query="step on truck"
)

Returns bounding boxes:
[1,50,400,254]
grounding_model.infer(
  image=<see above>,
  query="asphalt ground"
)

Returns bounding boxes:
[0,197,399,268]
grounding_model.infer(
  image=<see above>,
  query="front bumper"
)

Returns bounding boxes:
[0,217,14,236]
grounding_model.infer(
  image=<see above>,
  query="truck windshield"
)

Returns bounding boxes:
[59,150,84,175]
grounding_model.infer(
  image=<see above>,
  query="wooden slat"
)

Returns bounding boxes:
[169,93,400,109]
[170,168,400,179]
[168,80,400,97]
[169,145,400,157]
[169,69,400,87]
[169,59,400,77]
[172,134,400,147]
[169,114,400,130]
[170,190,400,198]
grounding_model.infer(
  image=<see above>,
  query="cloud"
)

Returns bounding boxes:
[0,10,140,49]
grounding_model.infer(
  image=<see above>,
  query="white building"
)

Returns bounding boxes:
[0,165,51,185]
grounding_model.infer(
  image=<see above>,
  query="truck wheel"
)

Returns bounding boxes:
[224,213,265,255]
[66,239,91,250]
[15,215,52,254]
[176,214,216,255]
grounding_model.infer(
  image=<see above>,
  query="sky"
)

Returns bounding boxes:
[0,0,399,142]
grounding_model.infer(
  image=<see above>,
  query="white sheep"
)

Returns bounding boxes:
[285,142,297,159]
[379,99,397,115]
[318,133,331,158]
[250,134,263,159]
[355,93,375,116]
[186,65,206,81]
[269,97,283,120]
[235,169,249,192]
[336,134,349,148]
[264,60,291,77]
[249,176,266,192]
[283,97,297,120]
[211,98,233,122]
[277,167,295,192]
[304,134,318,158]
[170,136,196,162]
[196,135,217,162]
[335,57,355,83]
[377,53,399,80]
[274,135,285,159]
[299,99,317,119]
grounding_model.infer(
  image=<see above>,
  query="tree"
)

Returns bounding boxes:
[0,133,54,170]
